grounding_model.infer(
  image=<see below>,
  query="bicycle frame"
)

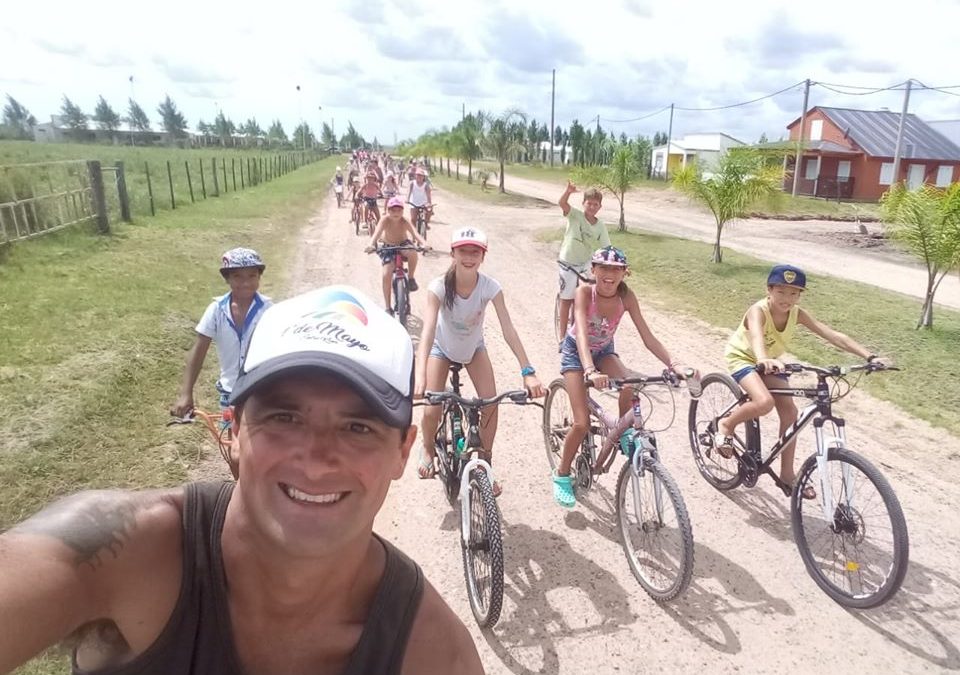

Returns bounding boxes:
[714,378,852,521]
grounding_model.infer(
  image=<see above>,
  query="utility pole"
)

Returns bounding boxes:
[791,78,811,197]
[663,103,674,181]
[462,102,465,122]
[890,79,913,187]
[595,114,600,164]
[550,68,556,167]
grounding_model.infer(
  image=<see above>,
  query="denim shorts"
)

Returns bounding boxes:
[429,340,486,364]
[560,334,617,373]
[731,365,789,383]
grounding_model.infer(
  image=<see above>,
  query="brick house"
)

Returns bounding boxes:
[784,106,960,201]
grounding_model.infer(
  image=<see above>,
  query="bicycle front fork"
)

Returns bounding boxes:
[458,457,495,547]
[628,432,664,524]
[814,421,850,520]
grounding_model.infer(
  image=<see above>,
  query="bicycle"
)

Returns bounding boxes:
[367,243,427,326]
[542,370,697,601]
[688,360,908,608]
[351,196,363,236]
[361,197,380,235]
[419,363,540,627]
[554,261,594,342]
[167,407,236,477]
[333,182,343,208]
[409,203,433,240]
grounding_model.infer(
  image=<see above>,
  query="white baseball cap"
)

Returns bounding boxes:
[451,226,488,251]
[230,285,414,427]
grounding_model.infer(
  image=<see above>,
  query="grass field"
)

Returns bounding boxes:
[0,140,321,231]
[429,170,551,208]
[535,225,960,439]
[1,153,340,675]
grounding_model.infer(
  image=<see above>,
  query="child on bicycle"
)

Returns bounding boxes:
[358,172,383,223]
[365,196,431,313]
[557,181,611,347]
[170,247,271,420]
[717,264,880,498]
[554,246,690,509]
[415,227,546,494]
[407,167,433,230]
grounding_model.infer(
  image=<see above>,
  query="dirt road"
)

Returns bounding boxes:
[248,184,960,674]
[499,173,960,311]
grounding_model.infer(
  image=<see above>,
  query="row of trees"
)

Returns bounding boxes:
[2,94,376,151]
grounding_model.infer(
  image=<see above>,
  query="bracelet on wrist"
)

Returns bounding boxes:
[521,365,536,377]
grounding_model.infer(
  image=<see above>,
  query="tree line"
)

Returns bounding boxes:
[1,93,375,151]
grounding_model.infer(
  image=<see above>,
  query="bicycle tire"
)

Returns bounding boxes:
[554,294,564,343]
[792,447,909,609]
[615,456,694,601]
[394,277,409,326]
[417,214,426,239]
[353,207,360,236]
[542,378,572,474]
[461,467,504,627]
[435,403,460,506]
[688,372,744,491]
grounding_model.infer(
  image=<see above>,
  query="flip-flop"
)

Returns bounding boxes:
[713,432,736,459]
[417,451,436,479]
[552,473,576,509]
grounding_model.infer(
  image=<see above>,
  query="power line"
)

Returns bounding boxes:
[673,81,804,112]
[601,105,671,124]
[814,80,909,96]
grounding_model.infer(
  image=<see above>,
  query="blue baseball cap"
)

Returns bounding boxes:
[767,264,806,289]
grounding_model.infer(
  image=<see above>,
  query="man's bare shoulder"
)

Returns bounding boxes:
[6,486,185,571]
[403,580,484,675]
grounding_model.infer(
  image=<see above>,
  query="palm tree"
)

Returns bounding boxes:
[483,109,526,193]
[573,143,643,232]
[672,150,783,263]
[455,114,484,184]
[881,182,960,328]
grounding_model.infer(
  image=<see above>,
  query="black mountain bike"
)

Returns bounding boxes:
[420,363,539,627]
[689,360,908,608]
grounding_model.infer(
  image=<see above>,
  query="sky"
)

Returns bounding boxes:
[2,0,960,146]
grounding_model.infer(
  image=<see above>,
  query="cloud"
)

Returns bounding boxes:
[152,57,232,84]
[33,37,85,58]
[623,0,654,16]
[729,12,845,68]
[481,12,583,73]
[339,0,387,23]
[374,25,475,62]
[824,55,895,75]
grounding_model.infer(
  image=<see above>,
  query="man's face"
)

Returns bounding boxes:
[234,372,415,557]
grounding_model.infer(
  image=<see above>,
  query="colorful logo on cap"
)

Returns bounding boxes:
[306,289,368,327]
[783,270,797,284]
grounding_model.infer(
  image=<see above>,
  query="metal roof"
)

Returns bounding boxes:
[803,140,861,155]
[817,107,960,161]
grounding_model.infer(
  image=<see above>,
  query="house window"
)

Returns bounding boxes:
[936,165,954,187]
[837,161,851,181]
[879,162,894,185]
[804,157,820,180]
[810,119,823,141]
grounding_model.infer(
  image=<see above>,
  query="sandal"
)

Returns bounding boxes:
[781,481,816,500]
[552,473,576,509]
[417,450,436,479]
[713,432,735,459]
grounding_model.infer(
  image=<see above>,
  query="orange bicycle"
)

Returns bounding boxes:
[167,408,236,476]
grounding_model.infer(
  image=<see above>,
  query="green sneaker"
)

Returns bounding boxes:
[552,473,576,509]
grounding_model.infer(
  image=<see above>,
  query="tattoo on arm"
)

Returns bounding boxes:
[10,493,145,570]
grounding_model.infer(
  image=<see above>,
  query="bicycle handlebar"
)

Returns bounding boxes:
[416,389,536,409]
[757,361,898,377]
[586,368,698,390]
[367,244,430,254]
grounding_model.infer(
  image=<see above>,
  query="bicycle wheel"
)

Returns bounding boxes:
[542,378,573,474]
[393,277,409,326]
[792,447,909,609]
[461,466,504,627]
[353,208,360,236]
[616,456,694,601]
[688,372,744,491]
[554,294,564,343]
[435,404,461,505]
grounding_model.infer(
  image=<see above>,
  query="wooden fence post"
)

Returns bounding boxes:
[199,159,207,199]
[87,160,110,233]
[115,160,131,222]
[144,161,155,216]
[185,161,195,202]
[221,158,227,192]
[240,158,245,189]
[166,160,176,209]
[231,158,237,191]
[211,158,220,196]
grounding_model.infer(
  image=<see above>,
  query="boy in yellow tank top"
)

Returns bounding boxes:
[717,265,879,497]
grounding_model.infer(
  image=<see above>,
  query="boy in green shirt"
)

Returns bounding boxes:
[557,181,611,343]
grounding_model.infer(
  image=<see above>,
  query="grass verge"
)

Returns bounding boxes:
[749,192,881,221]
[537,227,960,439]
[429,171,550,208]
[1,155,340,675]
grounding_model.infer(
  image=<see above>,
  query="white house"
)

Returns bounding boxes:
[651,132,746,177]
[537,140,572,165]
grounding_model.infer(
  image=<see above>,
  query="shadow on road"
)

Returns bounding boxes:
[481,520,633,675]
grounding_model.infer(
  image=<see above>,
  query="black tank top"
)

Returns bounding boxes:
[73,481,424,675]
